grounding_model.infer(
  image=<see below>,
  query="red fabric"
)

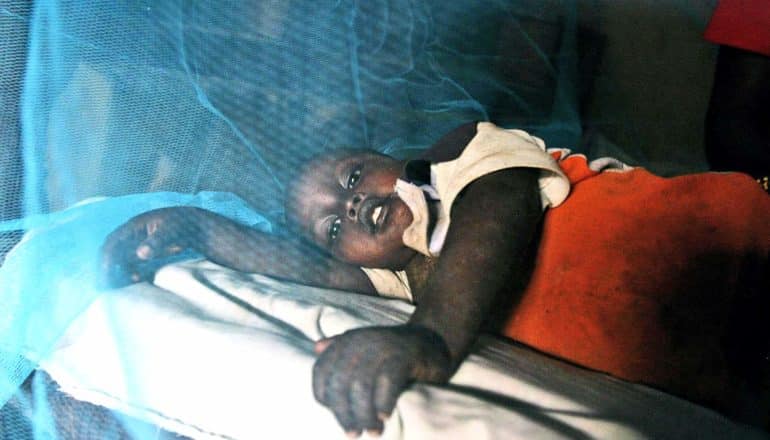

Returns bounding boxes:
[704,0,770,56]
[549,151,601,183]
[503,163,770,409]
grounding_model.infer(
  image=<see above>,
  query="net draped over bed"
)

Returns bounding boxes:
[0,0,584,438]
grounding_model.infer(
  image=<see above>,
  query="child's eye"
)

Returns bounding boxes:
[328,217,342,242]
[346,168,361,189]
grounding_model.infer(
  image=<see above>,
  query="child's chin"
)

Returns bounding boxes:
[386,198,414,232]
[361,244,414,270]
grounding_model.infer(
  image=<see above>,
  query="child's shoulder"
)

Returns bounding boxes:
[417,122,480,163]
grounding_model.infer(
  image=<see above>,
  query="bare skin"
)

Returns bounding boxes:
[101,150,542,436]
[285,150,417,270]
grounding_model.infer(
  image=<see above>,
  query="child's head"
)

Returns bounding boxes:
[285,149,416,270]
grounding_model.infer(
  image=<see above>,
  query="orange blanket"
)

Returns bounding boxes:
[504,153,770,410]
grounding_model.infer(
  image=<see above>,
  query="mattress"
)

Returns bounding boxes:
[39,259,766,439]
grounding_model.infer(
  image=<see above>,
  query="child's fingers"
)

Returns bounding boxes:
[135,233,186,261]
[372,361,409,422]
[313,340,340,405]
[349,373,382,434]
[100,228,145,288]
[314,338,334,354]
[136,243,154,260]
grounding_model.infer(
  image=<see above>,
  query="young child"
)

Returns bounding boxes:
[102,122,770,436]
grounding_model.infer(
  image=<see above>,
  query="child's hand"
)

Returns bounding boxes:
[312,325,452,437]
[100,207,205,288]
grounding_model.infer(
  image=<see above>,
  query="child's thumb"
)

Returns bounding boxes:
[314,338,333,354]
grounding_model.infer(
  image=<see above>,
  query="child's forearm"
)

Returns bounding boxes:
[190,208,376,293]
[408,168,543,365]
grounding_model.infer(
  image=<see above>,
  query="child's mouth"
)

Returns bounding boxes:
[370,201,389,233]
[360,196,390,234]
[371,206,382,226]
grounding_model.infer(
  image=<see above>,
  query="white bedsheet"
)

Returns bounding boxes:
[40,259,765,439]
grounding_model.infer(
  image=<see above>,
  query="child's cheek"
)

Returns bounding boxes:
[335,234,371,265]
[390,199,413,236]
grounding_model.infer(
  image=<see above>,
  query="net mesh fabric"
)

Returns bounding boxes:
[0,1,581,437]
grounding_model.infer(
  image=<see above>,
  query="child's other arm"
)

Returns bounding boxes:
[311,168,542,436]
[409,167,542,359]
[100,207,375,294]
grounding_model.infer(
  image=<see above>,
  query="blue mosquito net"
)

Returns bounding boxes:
[0,0,583,437]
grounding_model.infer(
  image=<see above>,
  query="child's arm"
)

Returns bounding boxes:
[311,168,543,436]
[100,207,376,294]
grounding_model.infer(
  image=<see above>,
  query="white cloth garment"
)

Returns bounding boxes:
[363,122,571,301]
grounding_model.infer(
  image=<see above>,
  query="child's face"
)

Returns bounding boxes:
[287,150,416,269]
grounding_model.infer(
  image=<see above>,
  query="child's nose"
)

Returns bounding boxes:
[346,193,364,220]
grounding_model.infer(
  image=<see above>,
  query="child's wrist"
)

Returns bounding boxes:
[181,207,214,251]
[403,323,454,362]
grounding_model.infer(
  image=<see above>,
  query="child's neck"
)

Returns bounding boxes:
[403,252,438,304]
[399,197,442,303]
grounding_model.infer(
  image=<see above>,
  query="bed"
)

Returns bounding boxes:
[0,189,763,439]
[23,257,764,439]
